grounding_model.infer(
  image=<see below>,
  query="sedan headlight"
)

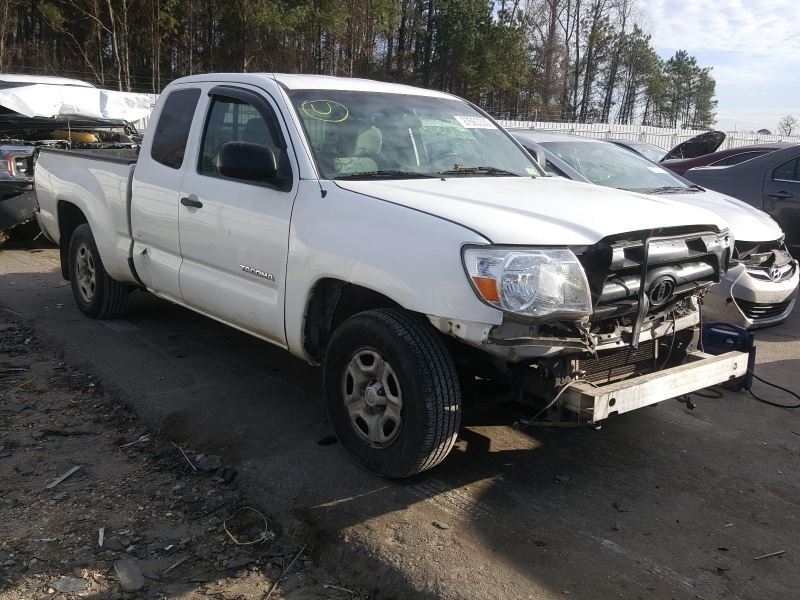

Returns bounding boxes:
[463,247,592,319]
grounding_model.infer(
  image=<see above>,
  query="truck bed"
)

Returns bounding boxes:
[34,147,139,284]
[38,147,139,162]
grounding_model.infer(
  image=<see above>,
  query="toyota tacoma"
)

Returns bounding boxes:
[34,74,746,477]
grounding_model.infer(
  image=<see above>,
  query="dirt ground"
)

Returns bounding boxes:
[2,243,800,600]
[0,313,362,600]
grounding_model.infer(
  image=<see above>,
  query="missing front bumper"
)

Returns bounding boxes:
[563,350,747,423]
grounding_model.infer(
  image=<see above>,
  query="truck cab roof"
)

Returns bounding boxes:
[169,73,456,99]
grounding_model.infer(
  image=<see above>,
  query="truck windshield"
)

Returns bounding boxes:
[287,89,538,180]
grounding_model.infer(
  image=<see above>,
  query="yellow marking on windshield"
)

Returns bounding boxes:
[301,100,349,123]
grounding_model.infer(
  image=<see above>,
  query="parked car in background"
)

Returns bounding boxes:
[34,73,746,477]
[663,139,792,176]
[608,139,667,162]
[0,74,150,243]
[512,130,798,328]
[678,143,800,256]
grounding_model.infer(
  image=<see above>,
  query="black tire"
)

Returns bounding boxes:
[68,223,129,319]
[324,308,461,478]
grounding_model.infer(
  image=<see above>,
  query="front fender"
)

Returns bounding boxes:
[284,181,502,360]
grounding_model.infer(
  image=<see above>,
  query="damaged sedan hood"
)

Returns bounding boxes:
[335,176,730,245]
[0,80,153,122]
[663,131,726,161]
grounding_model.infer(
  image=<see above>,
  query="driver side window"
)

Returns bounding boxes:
[198,95,288,183]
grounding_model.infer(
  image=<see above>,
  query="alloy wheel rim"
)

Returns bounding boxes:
[341,348,403,447]
[75,243,97,303]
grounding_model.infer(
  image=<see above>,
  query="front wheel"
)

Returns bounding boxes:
[324,308,462,478]
[68,223,129,319]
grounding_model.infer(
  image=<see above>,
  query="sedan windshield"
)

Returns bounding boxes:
[619,141,666,162]
[287,89,538,180]
[542,141,694,193]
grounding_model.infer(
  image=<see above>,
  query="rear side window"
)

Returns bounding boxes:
[151,88,201,169]
[774,158,800,182]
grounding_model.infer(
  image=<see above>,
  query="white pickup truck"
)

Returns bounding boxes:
[35,73,747,477]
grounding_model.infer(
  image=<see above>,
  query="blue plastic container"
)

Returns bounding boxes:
[701,321,755,390]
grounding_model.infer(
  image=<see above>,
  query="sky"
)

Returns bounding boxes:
[640,0,800,132]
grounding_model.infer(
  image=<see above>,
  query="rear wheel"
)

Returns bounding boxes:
[68,223,129,319]
[324,308,461,478]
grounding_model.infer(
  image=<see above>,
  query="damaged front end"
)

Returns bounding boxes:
[434,226,745,423]
[703,239,799,328]
[0,142,37,242]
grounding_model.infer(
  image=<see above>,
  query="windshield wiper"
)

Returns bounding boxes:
[333,170,436,180]
[437,166,522,177]
[643,185,698,194]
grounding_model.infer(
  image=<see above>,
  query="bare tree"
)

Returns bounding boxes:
[778,115,798,136]
[599,0,632,122]
[577,0,609,122]
[0,0,11,71]
[105,0,123,90]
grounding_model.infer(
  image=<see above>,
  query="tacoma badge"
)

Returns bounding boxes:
[240,265,275,281]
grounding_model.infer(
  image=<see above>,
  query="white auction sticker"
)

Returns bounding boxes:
[647,166,667,174]
[454,115,496,129]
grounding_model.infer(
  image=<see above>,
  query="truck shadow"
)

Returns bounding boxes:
[2,265,799,599]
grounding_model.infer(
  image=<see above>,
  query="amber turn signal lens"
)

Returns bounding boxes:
[471,276,500,303]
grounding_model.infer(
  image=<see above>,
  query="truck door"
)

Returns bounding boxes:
[177,84,298,346]
[131,86,202,301]
[764,154,800,254]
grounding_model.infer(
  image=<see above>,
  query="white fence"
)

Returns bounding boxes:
[128,104,799,149]
[496,120,800,152]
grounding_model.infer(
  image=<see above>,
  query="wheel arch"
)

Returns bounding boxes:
[57,201,89,279]
[302,278,401,362]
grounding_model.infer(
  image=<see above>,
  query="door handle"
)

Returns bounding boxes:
[767,191,793,199]
[180,196,203,208]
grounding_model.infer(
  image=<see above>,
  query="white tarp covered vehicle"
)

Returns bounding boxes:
[0,74,153,121]
[0,74,153,242]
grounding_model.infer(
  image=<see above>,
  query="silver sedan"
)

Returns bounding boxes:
[512,129,798,329]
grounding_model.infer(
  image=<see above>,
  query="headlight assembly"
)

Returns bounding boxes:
[463,246,592,320]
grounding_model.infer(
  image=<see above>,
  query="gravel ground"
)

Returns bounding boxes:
[0,313,362,600]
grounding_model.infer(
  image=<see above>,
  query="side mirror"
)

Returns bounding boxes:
[218,141,278,183]
[531,148,548,172]
[520,143,548,174]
